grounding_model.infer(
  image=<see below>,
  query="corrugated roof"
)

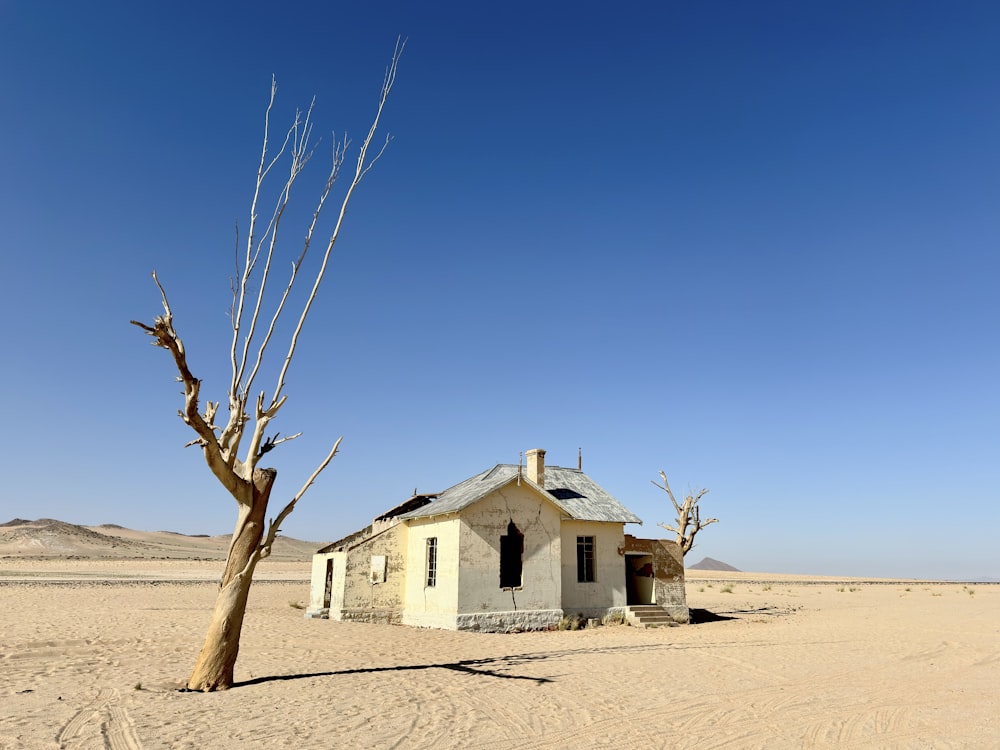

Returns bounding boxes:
[398,464,642,525]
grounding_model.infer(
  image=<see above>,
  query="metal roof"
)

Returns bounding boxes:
[398,464,642,525]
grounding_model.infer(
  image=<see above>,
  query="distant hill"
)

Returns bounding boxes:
[0,518,320,562]
[688,556,741,572]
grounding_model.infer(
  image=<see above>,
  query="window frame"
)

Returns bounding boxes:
[577,535,595,583]
[425,537,438,588]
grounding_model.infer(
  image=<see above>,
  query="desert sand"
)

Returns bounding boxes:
[0,526,997,749]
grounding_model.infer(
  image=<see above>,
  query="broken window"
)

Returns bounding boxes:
[426,537,438,587]
[577,536,595,582]
[370,555,387,584]
[499,520,523,588]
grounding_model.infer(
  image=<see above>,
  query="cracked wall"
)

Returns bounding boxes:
[307,524,407,623]
[455,483,563,629]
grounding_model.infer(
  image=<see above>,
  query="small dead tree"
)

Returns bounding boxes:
[131,41,403,692]
[654,471,718,556]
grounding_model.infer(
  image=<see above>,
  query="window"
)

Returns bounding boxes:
[425,537,438,587]
[577,536,595,582]
[499,520,524,588]
[370,555,387,584]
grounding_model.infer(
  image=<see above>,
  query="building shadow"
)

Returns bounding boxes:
[690,605,795,623]
[688,608,737,623]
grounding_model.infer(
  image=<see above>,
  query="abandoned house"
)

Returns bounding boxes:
[306,449,688,632]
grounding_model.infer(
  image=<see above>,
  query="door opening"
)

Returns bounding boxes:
[323,558,334,608]
[625,553,655,605]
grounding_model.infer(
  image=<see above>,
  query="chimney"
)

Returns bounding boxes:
[525,448,546,487]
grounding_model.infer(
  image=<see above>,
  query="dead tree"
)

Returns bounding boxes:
[131,41,403,692]
[654,471,718,556]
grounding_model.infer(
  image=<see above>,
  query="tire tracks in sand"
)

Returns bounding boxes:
[57,687,142,750]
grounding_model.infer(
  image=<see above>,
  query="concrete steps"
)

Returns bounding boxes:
[625,605,680,628]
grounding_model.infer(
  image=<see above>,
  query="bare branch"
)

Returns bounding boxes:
[270,37,405,409]
[230,78,278,394]
[259,431,301,455]
[651,471,682,514]
[131,273,242,497]
[259,436,342,559]
[235,102,316,398]
[243,131,347,398]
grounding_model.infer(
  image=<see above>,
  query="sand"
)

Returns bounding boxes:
[1,563,997,749]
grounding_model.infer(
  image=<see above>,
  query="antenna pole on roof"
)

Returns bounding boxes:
[578,447,582,470]
[517,452,523,485]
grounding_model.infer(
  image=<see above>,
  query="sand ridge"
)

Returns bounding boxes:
[0,519,319,562]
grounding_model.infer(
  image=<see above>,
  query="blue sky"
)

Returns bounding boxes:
[1,2,996,579]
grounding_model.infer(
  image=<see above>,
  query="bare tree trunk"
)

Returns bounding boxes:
[187,468,276,692]
[133,42,402,692]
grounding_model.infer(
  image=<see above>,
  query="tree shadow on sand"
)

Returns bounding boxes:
[229,619,799,690]
[231,641,710,689]
[233,653,557,688]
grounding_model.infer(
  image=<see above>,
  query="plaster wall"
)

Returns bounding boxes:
[307,551,341,615]
[624,535,689,622]
[456,483,562,626]
[560,520,628,617]
[401,516,461,629]
[329,523,407,623]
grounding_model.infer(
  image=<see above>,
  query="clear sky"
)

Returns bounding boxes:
[1,2,997,580]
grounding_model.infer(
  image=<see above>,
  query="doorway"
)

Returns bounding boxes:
[323,558,334,608]
[625,553,655,605]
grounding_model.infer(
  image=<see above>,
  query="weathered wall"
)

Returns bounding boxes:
[306,552,338,616]
[625,535,689,622]
[333,524,407,624]
[455,483,563,631]
[401,516,461,629]
[559,520,628,618]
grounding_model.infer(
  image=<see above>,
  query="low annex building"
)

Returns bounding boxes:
[306,449,688,632]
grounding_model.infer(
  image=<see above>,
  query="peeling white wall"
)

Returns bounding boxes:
[336,525,406,622]
[559,520,628,616]
[401,516,461,629]
[307,552,337,612]
[456,483,562,618]
[307,524,407,622]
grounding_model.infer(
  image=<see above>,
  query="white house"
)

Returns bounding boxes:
[306,449,687,631]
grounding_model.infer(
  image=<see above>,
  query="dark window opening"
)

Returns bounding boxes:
[426,537,438,587]
[577,536,595,582]
[499,520,524,588]
[549,488,585,500]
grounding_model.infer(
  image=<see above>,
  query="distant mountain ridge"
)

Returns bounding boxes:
[0,518,319,561]
[688,556,741,572]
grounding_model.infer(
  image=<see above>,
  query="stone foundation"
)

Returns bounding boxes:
[559,606,626,623]
[338,608,402,625]
[660,604,690,623]
[456,609,563,633]
[306,607,401,624]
